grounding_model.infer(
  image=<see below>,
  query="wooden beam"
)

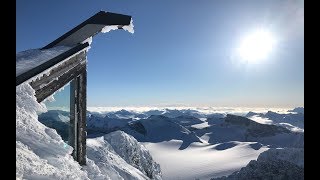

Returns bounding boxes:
[33,62,86,103]
[69,70,87,165]
[69,77,77,161]
[30,51,86,91]
[77,70,87,165]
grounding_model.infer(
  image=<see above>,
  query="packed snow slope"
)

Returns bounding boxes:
[212,147,304,180]
[143,140,268,180]
[16,83,161,180]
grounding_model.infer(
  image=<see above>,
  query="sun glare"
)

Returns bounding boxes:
[238,29,276,63]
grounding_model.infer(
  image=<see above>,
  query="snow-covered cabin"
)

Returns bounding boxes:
[16,11,133,165]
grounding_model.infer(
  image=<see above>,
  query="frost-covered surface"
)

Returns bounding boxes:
[122,19,135,33]
[16,46,72,76]
[213,148,304,180]
[16,83,161,180]
[82,36,93,45]
[101,18,134,34]
[101,25,119,33]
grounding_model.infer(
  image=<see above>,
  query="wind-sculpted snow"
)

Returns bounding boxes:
[103,131,162,179]
[86,131,162,180]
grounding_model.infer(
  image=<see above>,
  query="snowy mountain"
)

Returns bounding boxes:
[38,110,70,141]
[16,83,162,180]
[103,108,207,120]
[288,107,304,114]
[86,131,161,180]
[212,148,304,180]
[87,110,304,149]
[160,109,206,118]
[168,115,204,127]
[106,109,148,119]
[194,114,303,148]
[87,114,133,136]
[246,109,304,131]
[124,115,202,149]
[31,105,304,179]
[101,131,162,179]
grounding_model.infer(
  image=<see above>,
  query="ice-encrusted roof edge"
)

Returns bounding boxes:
[16,43,89,86]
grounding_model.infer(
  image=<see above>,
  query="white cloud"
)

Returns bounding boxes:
[87,106,293,115]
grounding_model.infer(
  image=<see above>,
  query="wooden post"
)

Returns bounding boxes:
[77,70,87,165]
[69,69,87,165]
[69,76,78,161]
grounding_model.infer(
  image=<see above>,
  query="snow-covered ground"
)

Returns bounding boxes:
[143,140,268,180]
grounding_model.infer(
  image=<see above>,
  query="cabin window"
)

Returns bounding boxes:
[38,83,71,143]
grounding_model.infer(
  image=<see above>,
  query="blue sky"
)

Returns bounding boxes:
[16,0,304,108]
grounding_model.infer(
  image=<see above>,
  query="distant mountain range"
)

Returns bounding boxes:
[38,107,304,179]
[39,107,304,149]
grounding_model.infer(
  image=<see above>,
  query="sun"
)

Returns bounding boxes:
[237,28,276,63]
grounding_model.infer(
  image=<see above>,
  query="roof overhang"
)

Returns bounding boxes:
[42,11,132,49]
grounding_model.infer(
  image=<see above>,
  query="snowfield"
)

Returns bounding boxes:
[143,140,268,180]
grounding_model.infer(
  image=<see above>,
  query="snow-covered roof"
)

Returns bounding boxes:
[16,43,89,86]
[16,46,73,77]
